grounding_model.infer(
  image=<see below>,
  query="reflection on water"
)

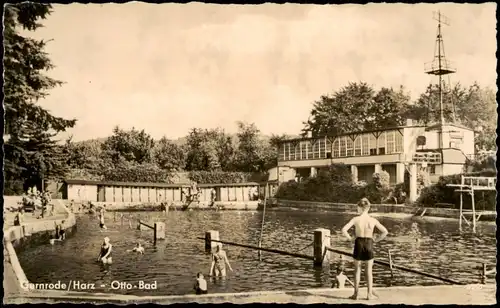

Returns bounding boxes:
[18,210,496,296]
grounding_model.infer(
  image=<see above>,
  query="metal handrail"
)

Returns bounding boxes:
[197,237,314,260]
[325,246,464,285]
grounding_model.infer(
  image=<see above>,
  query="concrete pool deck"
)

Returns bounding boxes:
[3,284,496,305]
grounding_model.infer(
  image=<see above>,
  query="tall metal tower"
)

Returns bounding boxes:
[424,11,456,130]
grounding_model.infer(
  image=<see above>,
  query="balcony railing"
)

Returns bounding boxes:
[424,59,457,75]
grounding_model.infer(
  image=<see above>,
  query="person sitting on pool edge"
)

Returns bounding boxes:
[341,198,388,300]
[97,237,113,264]
[193,273,208,295]
[209,244,233,278]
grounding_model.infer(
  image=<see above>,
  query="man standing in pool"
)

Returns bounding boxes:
[341,198,388,300]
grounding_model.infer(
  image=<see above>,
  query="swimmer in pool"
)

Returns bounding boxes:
[129,242,145,254]
[410,222,422,243]
[97,237,113,264]
[193,272,208,295]
[209,244,233,277]
[341,198,388,300]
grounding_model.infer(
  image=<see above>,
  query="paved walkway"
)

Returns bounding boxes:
[3,284,496,305]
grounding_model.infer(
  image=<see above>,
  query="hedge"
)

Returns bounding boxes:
[187,171,268,184]
[66,167,268,185]
[99,163,175,183]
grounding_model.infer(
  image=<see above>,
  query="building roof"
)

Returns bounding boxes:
[425,122,474,132]
[64,179,260,188]
[279,124,426,144]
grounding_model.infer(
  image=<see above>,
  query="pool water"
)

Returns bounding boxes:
[18,210,496,296]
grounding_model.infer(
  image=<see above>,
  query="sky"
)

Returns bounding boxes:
[25,2,497,141]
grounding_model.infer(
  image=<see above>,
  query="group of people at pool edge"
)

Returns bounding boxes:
[74,196,388,298]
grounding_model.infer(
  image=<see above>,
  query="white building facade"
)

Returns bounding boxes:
[277,121,475,185]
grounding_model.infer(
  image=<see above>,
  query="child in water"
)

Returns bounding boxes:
[341,198,389,300]
[193,273,208,295]
[332,265,354,289]
[130,242,145,254]
[99,207,107,230]
[409,222,422,243]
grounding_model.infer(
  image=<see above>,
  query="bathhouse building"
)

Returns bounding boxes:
[276,120,475,185]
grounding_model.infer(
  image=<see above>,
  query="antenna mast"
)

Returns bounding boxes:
[424,11,456,130]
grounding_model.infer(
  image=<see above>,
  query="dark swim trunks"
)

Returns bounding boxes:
[353,237,374,261]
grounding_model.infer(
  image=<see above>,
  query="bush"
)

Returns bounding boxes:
[276,164,364,203]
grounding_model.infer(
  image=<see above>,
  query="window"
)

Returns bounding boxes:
[339,137,347,157]
[361,134,370,156]
[386,131,395,154]
[312,140,320,159]
[395,131,403,153]
[278,144,285,161]
[289,143,296,160]
[306,141,312,159]
[346,137,354,156]
[295,142,301,160]
[332,139,340,158]
[354,136,362,156]
[319,138,326,158]
[300,142,307,160]
[326,138,332,158]
[378,132,386,155]
[369,135,377,155]
[429,165,436,175]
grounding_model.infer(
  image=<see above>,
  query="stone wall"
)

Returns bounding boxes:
[273,199,413,214]
[3,200,77,292]
[90,201,260,211]
[273,199,496,221]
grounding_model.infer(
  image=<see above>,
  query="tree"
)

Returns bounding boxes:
[410,83,497,150]
[65,138,112,172]
[185,128,236,171]
[101,127,155,164]
[303,82,411,137]
[3,3,76,194]
[152,137,187,172]
[234,122,266,172]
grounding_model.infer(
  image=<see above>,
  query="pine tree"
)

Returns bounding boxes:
[3,3,76,194]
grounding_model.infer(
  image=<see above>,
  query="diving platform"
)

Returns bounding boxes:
[447,176,496,233]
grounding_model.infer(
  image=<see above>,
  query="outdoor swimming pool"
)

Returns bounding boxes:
[18,210,496,296]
